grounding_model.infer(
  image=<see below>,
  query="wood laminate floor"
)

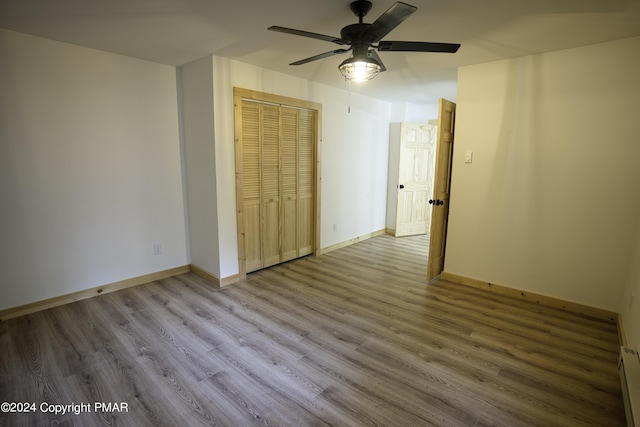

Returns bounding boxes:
[0,234,626,426]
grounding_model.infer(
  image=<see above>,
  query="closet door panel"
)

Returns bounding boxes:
[298,199,313,256]
[298,109,314,256]
[241,101,262,272]
[262,201,280,267]
[237,93,316,275]
[261,104,281,267]
[244,200,262,272]
[281,107,299,261]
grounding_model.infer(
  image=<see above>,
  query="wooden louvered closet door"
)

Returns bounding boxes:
[240,100,315,273]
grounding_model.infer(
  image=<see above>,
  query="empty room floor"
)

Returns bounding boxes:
[0,233,626,426]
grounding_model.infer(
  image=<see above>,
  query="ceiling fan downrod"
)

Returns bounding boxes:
[350,0,373,23]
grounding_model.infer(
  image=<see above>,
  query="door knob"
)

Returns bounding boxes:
[437,200,444,206]
[398,184,405,189]
[429,199,435,205]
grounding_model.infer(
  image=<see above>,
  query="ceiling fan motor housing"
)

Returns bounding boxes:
[341,23,374,45]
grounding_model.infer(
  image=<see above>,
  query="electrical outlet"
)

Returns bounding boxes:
[153,243,163,256]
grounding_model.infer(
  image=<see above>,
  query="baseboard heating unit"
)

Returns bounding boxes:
[620,347,640,427]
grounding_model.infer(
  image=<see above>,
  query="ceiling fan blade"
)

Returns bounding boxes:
[360,2,417,43]
[290,49,351,66]
[368,50,387,72]
[268,26,350,45]
[378,41,461,53]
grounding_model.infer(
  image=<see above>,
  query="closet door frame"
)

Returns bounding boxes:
[233,87,322,280]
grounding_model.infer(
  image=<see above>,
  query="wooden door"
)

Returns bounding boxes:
[281,107,299,263]
[260,104,281,268]
[427,99,456,280]
[281,107,315,262]
[240,101,263,273]
[395,123,436,237]
[296,109,315,257]
[235,89,318,276]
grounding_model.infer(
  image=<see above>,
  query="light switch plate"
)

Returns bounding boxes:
[464,150,473,163]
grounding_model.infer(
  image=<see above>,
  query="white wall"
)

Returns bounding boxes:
[390,102,439,123]
[180,57,220,277]
[210,56,392,278]
[445,36,640,312]
[0,30,188,310]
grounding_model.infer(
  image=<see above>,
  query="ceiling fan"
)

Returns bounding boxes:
[268,0,461,82]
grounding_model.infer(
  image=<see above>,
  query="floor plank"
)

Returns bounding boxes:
[0,233,626,426]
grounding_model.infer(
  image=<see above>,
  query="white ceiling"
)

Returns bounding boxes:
[2,0,639,104]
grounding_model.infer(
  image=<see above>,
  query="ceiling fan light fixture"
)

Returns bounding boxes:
[339,56,382,82]
[269,1,461,80]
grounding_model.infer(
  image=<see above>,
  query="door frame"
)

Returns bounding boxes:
[233,87,322,280]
